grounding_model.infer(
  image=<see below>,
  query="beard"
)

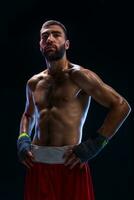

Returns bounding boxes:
[41,43,66,61]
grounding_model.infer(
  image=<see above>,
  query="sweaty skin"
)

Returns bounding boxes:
[19,24,131,169]
[21,64,130,145]
[21,65,91,147]
[19,64,130,169]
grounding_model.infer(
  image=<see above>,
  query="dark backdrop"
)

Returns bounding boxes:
[0,0,133,200]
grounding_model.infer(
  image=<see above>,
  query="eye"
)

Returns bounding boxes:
[52,31,61,38]
[53,33,61,37]
[42,34,48,40]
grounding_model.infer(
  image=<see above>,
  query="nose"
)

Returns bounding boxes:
[46,34,54,43]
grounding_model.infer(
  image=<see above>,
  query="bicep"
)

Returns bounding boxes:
[90,82,123,108]
[24,84,35,117]
[72,69,123,108]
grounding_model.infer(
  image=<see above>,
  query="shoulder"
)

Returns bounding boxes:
[69,63,103,84]
[27,70,47,91]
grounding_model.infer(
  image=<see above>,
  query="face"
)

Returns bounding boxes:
[40,25,69,61]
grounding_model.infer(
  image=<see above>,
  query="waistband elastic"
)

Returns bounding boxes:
[31,144,74,164]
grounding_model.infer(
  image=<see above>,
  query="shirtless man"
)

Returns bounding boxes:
[17,20,131,200]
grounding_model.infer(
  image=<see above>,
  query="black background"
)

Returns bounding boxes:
[0,0,133,200]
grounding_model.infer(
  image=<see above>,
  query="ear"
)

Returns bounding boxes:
[65,40,70,50]
[39,41,42,51]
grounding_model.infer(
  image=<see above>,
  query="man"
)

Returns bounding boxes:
[17,20,131,200]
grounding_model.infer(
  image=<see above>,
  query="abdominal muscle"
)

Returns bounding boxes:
[32,105,83,146]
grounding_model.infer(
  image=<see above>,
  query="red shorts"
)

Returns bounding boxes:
[24,163,94,200]
[24,145,95,200]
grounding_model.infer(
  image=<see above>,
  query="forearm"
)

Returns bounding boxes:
[97,99,131,138]
[73,99,131,163]
[19,112,35,135]
[17,112,35,161]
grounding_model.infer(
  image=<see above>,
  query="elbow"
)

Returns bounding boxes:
[117,97,131,118]
[23,112,34,120]
[122,98,131,116]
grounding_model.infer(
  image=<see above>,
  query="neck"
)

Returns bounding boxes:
[46,55,69,75]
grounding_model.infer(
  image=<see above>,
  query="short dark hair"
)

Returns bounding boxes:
[41,20,68,39]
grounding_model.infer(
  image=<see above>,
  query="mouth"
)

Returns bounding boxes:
[45,45,56,51]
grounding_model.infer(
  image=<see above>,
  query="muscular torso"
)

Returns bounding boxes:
[30,66,91,146]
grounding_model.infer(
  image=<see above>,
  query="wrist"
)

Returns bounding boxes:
[18,132,30,140]
[73,132,109,163]
[17,132,31,161]
[94,133,109,148]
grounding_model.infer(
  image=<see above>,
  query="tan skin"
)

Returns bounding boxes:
[19,25,131,169]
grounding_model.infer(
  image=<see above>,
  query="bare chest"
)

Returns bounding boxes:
[33,77,80,109]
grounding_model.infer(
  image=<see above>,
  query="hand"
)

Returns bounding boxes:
[63,147,85,170]
[21,150,35,169]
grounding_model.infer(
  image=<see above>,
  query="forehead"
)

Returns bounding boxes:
[40,25,65,35]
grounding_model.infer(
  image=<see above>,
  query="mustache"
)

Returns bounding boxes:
[44,44,57,50]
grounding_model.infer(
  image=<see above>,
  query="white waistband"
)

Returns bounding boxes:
[31,144,74,164]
